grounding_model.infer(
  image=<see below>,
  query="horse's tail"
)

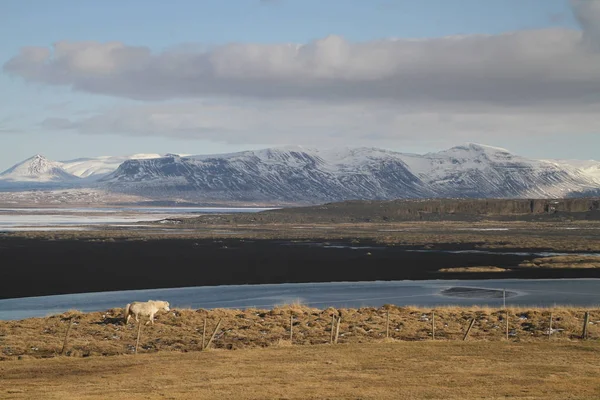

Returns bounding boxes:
[124,303,131,323]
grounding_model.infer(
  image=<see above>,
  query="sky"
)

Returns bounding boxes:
[1,0,599,171]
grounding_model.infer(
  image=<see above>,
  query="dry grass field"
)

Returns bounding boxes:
[1,306,599,360]
[1,341,600,399]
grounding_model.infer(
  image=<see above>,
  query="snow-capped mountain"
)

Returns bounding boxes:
[0,155,81,187]
[1,144,599,203]
[546,159,600,183]
[100,144,599,202]
[60,154,162,179]
[101,147,432,202]
[399,144,597,198]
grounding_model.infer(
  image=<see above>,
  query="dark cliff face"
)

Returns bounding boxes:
[179,198,600,224]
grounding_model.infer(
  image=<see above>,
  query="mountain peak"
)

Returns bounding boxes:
[0,154,80,184]
[458,143,511,154]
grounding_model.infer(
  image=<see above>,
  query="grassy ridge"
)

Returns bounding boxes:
[1,305,599,360]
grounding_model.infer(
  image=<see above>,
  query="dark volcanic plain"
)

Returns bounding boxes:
[1,198,600,299]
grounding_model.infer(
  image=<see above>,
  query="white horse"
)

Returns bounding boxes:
[124,300,170,325]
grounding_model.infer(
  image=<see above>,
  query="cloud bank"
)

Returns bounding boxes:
[4,0,600,145]
[4,29,600,105]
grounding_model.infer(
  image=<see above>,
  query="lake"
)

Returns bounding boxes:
[1,279,598,320]
[0,206,274,231]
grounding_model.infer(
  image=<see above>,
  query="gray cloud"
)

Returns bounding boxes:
[572,0,600,48]
[4,25,600,106]
[7,0,600,148]
[38,98,600,148]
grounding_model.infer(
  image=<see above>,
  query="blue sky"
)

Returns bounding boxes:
[0,0,597,171]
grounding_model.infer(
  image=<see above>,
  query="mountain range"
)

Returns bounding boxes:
[1,144,599,204]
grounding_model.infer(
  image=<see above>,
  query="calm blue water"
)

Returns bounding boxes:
[1,279,598,320]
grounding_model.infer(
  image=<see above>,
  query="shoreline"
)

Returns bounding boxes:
[3,236,600,300]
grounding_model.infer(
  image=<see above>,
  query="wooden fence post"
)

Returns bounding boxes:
[202,318,207,350]
[505,310,509,341]
[548,313,553,340]
[386,310,390,339]
[334,316,341,344]
[582,312,590,340]
[330,314,336,344]
[463,318,476,341]
[60,318,74,356]
[290,312,294,342]
[204,318,222,350]
[135,322,143,354]
[431,311,435,340]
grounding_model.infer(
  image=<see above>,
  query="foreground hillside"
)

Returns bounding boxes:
[1,341,599,399]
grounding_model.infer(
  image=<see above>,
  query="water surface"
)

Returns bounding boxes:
[1,279,598,320]
[0,206,273,231]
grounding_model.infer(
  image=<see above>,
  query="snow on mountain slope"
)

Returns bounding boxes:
[546,159,600,183]
[102,147,431,202]
[99,144,600,202]
[60,154,162,179]
[0,155,80,185]
[2,145,599,202]
[397,143,597,198]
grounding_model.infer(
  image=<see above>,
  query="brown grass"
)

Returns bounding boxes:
[1,341,600,399]
[519,255,600,269]
[1,305,599,360]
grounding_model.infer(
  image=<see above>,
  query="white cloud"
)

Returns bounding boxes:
[4,28,600,106]
[6,0,600,146]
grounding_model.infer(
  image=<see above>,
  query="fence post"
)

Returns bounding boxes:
[582,312,590,340]
[386,310,390,339]
[505,309,509,341]
[204,318,223,350]
[463,318,476,341]
[431,311,435,340]
[334,316,341,344]
[548,312,553,340]
[330,314,336,344]
[290,312,294,342]
[60,318,74,356]
[135,322,143,354]
[202,318,207,350]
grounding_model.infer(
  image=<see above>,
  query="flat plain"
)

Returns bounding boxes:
[2,341,600,399]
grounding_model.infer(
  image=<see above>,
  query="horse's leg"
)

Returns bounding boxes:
[126,314,131,325]
[150,312,155,325]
